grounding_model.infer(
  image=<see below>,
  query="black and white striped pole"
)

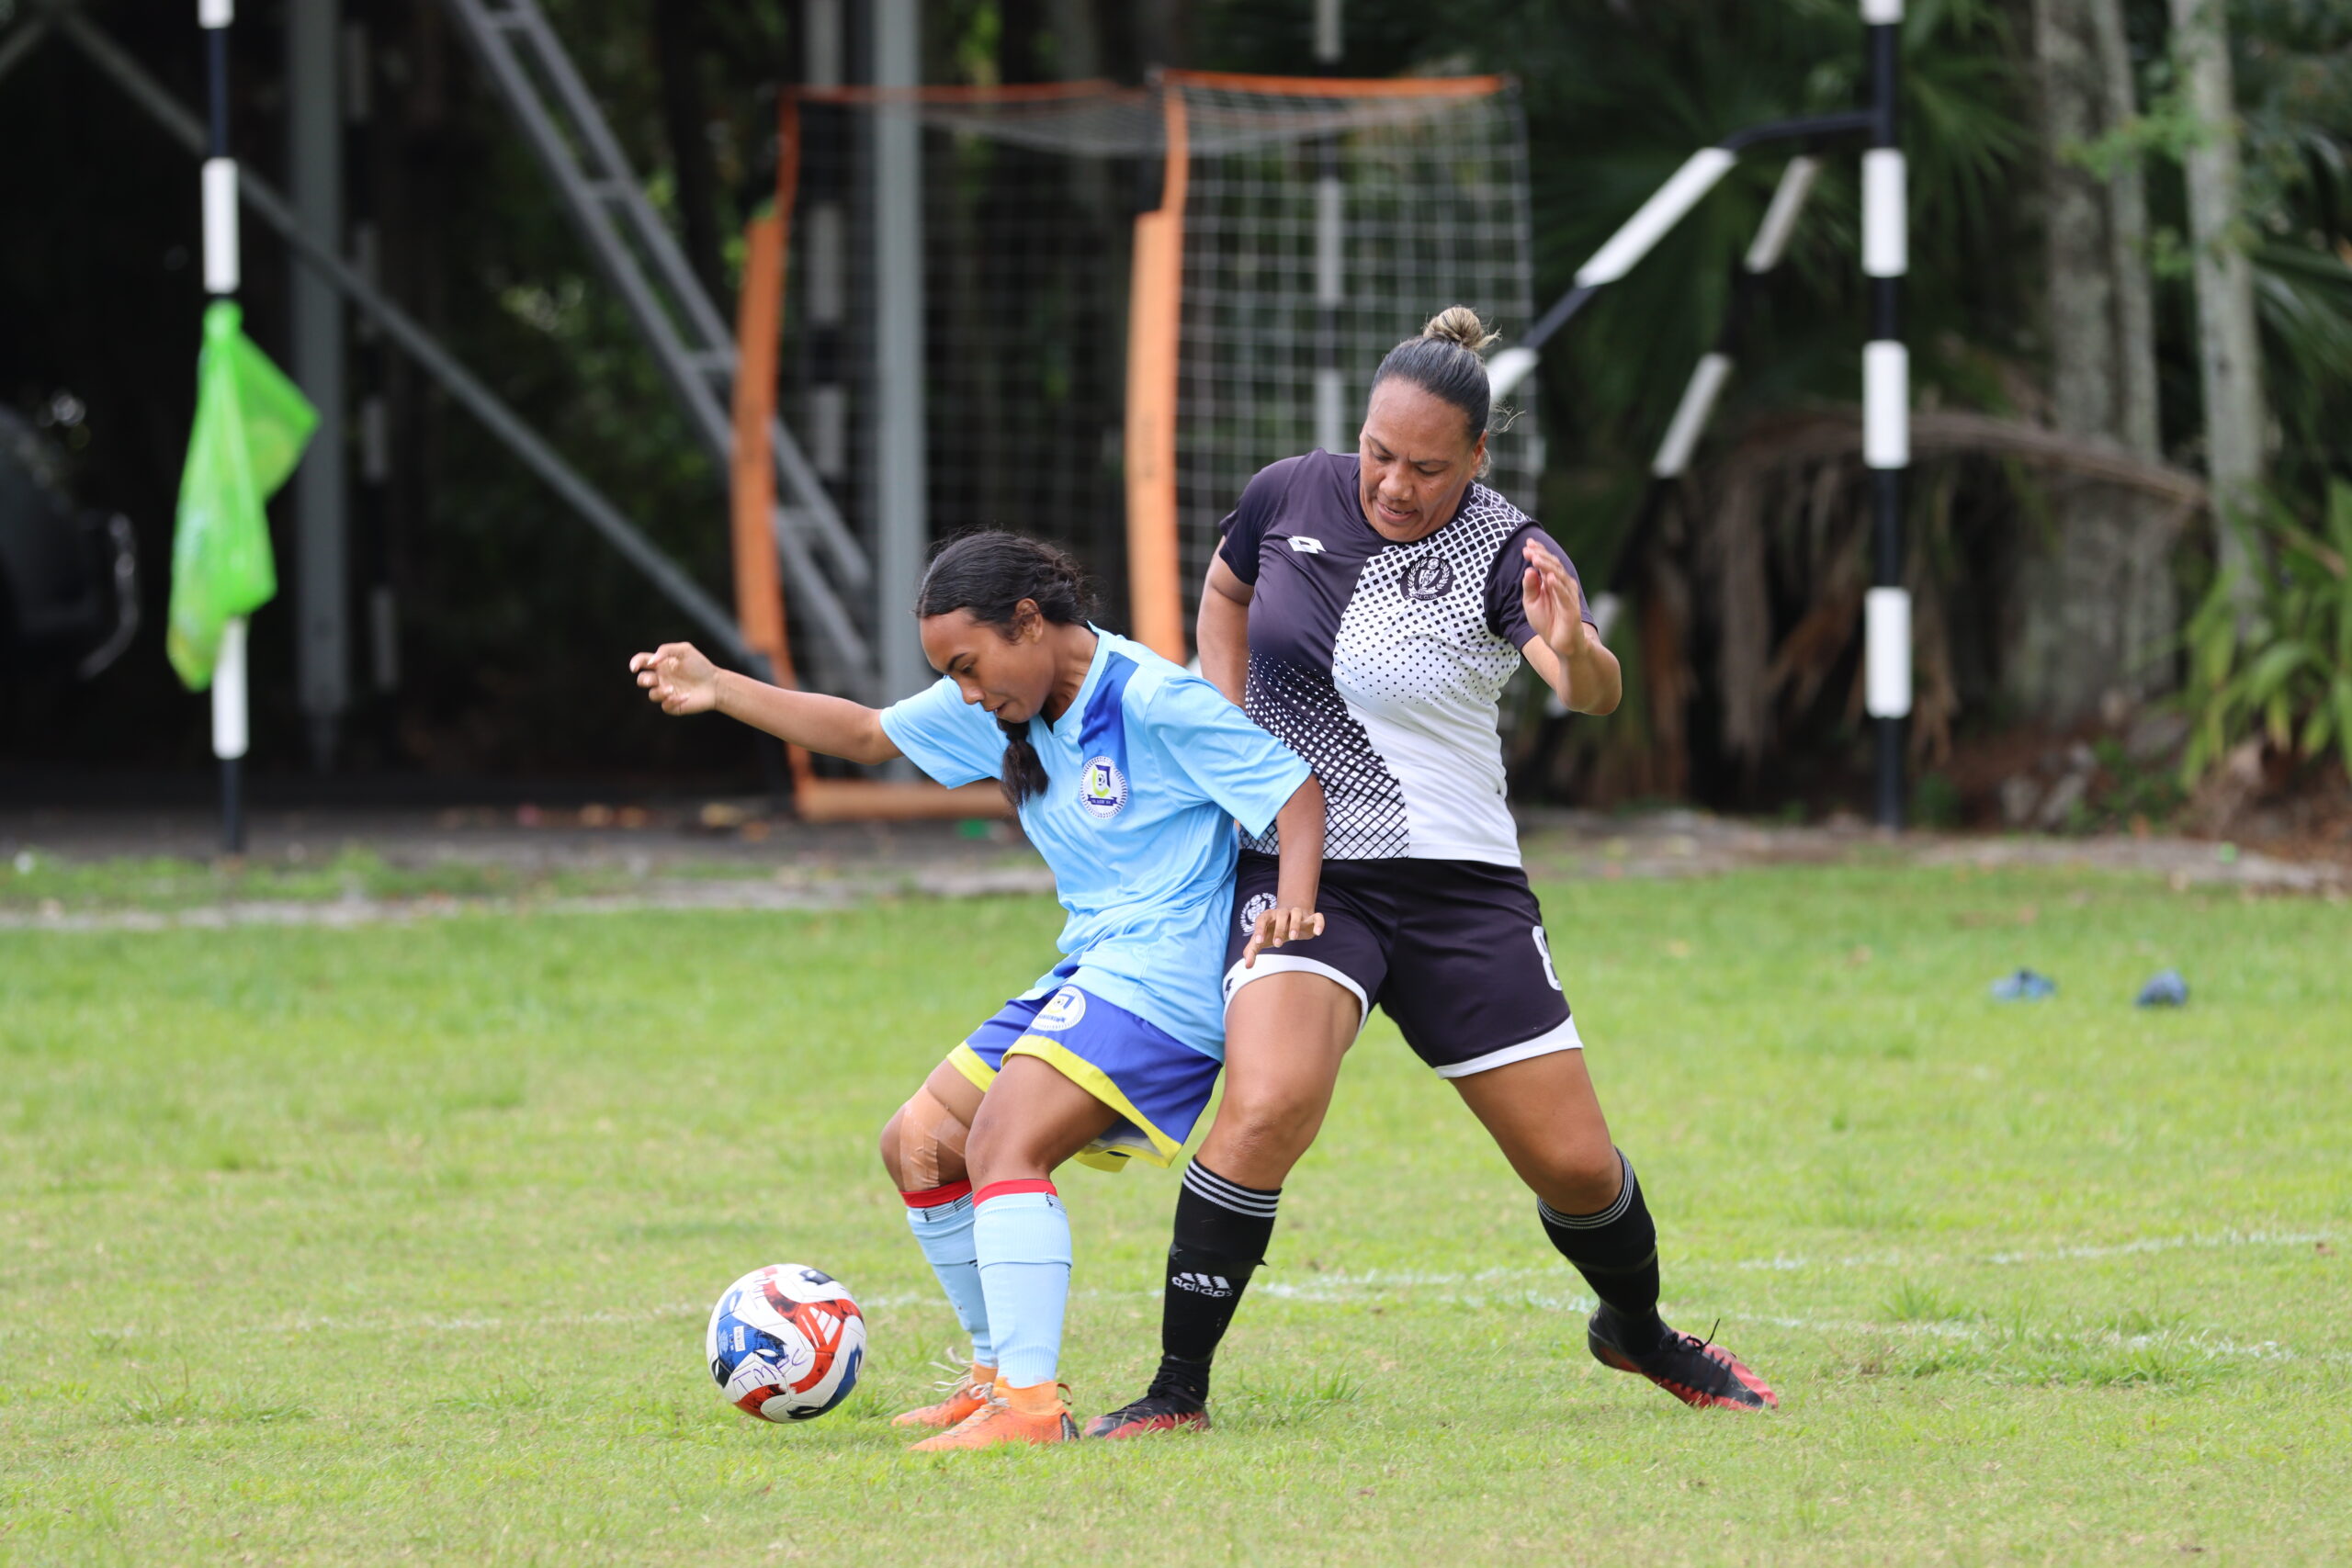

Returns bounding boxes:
[1861,0,1909,830]
[200,0,248,853]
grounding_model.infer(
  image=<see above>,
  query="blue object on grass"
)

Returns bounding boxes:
[1991,968,2058,1001]
[2135,968,2189,1007]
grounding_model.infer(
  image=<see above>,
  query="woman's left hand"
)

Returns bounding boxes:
[1242,905,1326,969]
[1521,539,1594,667]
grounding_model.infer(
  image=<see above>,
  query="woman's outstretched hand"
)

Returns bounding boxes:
[1241,904,1326,969]
[630,643,721,716]
[1521,538,1593,667]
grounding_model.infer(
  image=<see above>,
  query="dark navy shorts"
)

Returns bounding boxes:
[1220,852,1581,1078]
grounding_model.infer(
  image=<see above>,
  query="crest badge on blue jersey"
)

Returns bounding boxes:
[1079,755,1128,819]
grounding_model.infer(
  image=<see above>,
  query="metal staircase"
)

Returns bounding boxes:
[443,0,876,695]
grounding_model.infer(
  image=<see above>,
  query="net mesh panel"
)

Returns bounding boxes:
[786,81,1537,632]
[1172,81,1540,605]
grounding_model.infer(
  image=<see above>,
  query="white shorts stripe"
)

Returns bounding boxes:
[1431,1012,1585,1080]
[1222,954,1369,1038]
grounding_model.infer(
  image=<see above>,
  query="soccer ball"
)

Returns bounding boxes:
[706,1264,867,1422]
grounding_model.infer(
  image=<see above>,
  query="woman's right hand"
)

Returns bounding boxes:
[630,642,721,716]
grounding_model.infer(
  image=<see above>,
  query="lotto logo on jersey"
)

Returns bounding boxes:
[1078,755,1128,819]
[1035,987,1088,1032]
[1238,891,1278,934]
[1400,555,1455,601]
[1288,536,1326,554]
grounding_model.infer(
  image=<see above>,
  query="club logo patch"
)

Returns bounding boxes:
[1238,891,1278,935]
[1400,554,1455,601]
[1078,756,1128,819]
[1035,987,1088,1032]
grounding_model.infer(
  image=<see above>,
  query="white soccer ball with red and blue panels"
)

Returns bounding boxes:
[706,1264,866,1422]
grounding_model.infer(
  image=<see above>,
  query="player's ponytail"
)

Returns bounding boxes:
[914,531,1092,808]
[1372,305,1499,476]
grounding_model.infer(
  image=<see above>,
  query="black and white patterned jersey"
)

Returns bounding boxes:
[1219,450,1596,867]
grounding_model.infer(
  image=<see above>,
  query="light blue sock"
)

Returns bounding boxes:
[973,1185,1072,1389]
[903,1188,993,1370]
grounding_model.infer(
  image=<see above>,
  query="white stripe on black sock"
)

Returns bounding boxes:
[1183,1160,1281,1219]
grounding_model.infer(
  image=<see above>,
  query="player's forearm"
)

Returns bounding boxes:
[1197,586,1251,706]
[1528,636,1623,716]
[1272,774,1325,911]
[711,671,900,764]
[1557,638,1623,716]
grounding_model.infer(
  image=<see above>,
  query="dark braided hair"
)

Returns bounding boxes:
[914,531,1092,807]
[1370,306,1500,478]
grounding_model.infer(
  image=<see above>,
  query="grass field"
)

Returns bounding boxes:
[4,862,2346,1564]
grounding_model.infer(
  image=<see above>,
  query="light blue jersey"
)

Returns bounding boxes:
[879,628,1309,1060]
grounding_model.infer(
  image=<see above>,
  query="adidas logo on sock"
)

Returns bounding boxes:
[1172,1271,1234,1298]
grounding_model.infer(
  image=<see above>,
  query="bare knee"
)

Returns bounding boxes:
[1527,1143,1623,1216]
[1201,1092,1323,1187]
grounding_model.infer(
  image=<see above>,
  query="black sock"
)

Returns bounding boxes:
[1154,1159,1280,1402]
[1539,1147,1666,1353]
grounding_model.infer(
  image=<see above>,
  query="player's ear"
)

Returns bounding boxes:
[1012,598,1045,643]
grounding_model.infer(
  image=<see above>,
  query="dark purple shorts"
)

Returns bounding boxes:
[1220,852,1581,1077]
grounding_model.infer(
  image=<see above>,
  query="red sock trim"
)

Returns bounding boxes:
[973,1179,1058,1205]
[899,1179,974,1209]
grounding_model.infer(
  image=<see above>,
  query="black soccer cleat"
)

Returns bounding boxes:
[1588,1306,1778,1411]
[1083,1379,1212,1439]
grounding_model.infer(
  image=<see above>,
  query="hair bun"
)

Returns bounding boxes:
[1420,305,1498,357]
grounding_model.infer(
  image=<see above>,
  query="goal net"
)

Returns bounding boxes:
[779,73,1539,663]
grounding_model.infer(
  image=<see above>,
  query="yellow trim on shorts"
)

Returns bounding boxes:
[945,1041,997,1093]
[944,1039,1142,1173]
[1005,1033,1182,1168]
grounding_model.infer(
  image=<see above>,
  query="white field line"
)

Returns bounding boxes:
[129,1230,2335,1368]
[1735,1229,2337,1272]
[0,869,1060,933]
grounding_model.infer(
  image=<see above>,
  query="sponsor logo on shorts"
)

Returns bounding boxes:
[1172,1271,1234,1298]
[1035,987,1088,1032]
[1400,554,1455,601]
[1238,890,1278,935]
[1288,536,1326,554]
[1532,925,1562,991]
[1078,756,1128,819]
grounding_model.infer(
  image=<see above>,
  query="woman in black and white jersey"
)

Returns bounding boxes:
[1088,309,1775,1438]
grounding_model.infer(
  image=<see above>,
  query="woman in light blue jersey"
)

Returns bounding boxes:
[629,531,1324,1451]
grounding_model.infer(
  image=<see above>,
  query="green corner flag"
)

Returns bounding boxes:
[167,299,318,691]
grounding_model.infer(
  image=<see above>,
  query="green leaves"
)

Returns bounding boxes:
[2181,479,2352,784]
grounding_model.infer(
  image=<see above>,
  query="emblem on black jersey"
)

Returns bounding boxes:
[1288,536,1326,554]
[1078,755,1128,819]
[1399,554,1455,601]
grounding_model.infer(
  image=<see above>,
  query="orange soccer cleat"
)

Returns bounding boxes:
[891,1363,997,1430]
[907,1378,1079,1451]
